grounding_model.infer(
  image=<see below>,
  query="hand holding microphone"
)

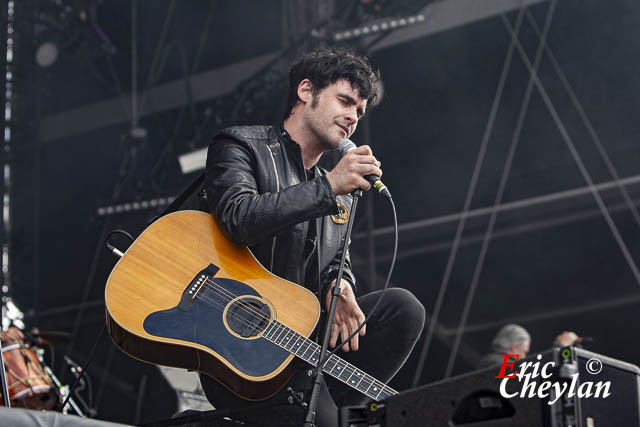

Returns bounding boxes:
[326,139,391,198]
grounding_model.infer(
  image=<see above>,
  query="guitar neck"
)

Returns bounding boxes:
[262,320,397,401]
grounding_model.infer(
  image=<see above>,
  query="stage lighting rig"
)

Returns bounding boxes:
[325,0,436,43]
[333,13,427,41]
[96,197,174,217]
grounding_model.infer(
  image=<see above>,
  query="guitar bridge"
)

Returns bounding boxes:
[177,264,220,311]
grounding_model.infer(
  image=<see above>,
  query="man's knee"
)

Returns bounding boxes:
[386,288,425,338]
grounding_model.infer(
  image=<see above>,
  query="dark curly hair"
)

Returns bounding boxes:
[284,47,383,119]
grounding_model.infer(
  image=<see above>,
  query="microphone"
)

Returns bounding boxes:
[339,139,391,198]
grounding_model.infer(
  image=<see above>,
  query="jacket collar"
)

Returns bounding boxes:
[278,123,319,176]
[278,123,298,150]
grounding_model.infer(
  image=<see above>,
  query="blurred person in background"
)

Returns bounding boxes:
[478,324,581,368]
[478,324,531,368]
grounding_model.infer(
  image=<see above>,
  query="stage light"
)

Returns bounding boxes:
[332,12,427,41]
[178,147,207,174]
[35,41,59,67]
[96,197,175,217]
[130,126,147,139]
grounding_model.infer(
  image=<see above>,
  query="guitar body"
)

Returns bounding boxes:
[105,210,320,400]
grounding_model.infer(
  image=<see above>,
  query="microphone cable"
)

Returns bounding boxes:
[316,194,398,369]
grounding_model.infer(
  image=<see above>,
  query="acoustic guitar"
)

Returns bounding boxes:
[105,210,397,401]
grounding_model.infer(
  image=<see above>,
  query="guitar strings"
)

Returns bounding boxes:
[197,279,276,331]
[185,278,394,397]
[200,277,273,323]
[193,282,368,375]
[193,286,392,397]
[197,278,379,374]
[179,280,273,339]
[192,288,258,329]
[192,279,271,331]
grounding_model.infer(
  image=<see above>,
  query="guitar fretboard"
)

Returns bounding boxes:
[262,320,397,401]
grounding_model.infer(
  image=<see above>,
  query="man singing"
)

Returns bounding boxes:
[201,47,425,426]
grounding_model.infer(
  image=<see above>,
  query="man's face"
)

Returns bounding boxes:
[302,79,367,149]
[511,339,531,358]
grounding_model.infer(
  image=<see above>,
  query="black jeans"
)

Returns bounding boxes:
[199,287,425,427]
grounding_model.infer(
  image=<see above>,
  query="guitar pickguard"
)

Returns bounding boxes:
[143,277,290,377]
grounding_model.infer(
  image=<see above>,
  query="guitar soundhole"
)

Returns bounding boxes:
[224,296,273,339]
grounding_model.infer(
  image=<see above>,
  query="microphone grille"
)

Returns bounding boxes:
[339,139,357,155]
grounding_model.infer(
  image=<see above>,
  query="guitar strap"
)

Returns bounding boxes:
[155,172,206,221]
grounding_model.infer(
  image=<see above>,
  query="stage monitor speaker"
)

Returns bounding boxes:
[381,348,640,427]
[570,347,640,427]
[384,350,554,427]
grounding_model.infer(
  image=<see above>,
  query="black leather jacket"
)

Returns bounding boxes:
[204,125,356,297]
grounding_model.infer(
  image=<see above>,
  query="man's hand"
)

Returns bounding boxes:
[555,331,579,346]
[326,145,382,196]
[325,279,366,352]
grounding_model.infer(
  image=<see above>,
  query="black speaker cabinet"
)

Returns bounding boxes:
[383,350,553,427]
[568,348,640,427]
[381,348,640,427]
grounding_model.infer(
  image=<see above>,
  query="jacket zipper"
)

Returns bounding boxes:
[267,145,280,271]
[303,167,318,286]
